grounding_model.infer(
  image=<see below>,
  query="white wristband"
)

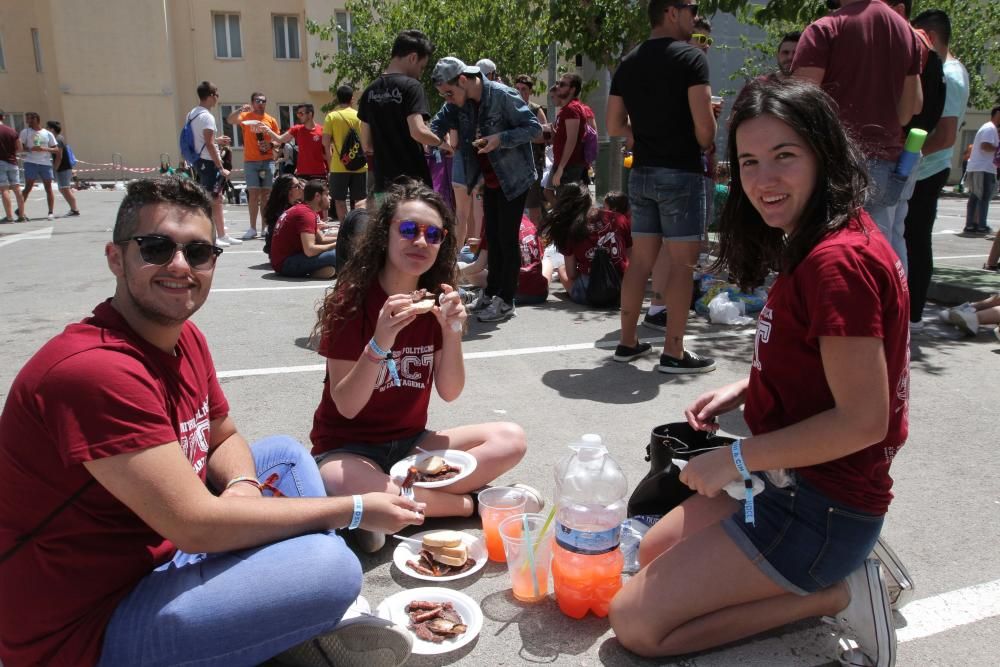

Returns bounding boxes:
[348,494,363,530]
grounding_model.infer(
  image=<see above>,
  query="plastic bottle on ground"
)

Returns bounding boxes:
[551,435,628,619]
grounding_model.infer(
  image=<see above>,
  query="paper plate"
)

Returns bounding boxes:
[240,119,264,126]
[375,587,482,655]
[389,449,477,489]
[392,529,487,582]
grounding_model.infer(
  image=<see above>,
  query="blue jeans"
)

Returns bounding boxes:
[864,158,909,266]
[279,249,337,277]
[965,171,997,231]
[97,436,362,667]
[628,166,706,241]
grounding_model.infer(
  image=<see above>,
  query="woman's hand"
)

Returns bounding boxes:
[435,284,467,335]
[373,294,421,350]
[358,493,426,533]
[684,378,749,432]
[679,447,741,498]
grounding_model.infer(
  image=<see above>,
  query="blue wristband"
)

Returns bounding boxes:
[368,338,401,387]
[348,494,363,530]
[731,439,755,526]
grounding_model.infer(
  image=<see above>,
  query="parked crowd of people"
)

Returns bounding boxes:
[1,1,998,666]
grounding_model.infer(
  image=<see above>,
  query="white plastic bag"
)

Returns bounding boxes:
[708,292,753,325]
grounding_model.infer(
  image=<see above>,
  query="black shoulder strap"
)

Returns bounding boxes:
[0,478,96,564]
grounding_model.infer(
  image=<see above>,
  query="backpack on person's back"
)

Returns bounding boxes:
[586,245,621,308]
[179,109,208,165]
[582,123,599,166]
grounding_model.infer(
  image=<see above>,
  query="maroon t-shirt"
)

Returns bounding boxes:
[553,99,588,168]
[792,0,921,161]
[744,214,909,514]
[562,210,632,277]
[269,203,318,272]
[289,123,327,175]
[0,124,18,165]
[0,301,229,667]
[311,280,443,451]
[517,217,548,297]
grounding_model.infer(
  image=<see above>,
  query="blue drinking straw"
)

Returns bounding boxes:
[522,514,540,599]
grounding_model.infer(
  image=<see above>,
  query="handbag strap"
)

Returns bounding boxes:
[0,478,96,564]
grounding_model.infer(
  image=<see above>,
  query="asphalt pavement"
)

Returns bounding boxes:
[1,188,998,666]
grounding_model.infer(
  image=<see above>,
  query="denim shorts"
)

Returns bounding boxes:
[628,166,706,241]
[56,170,73,188]
[314,430,431,475]
[244,160,274,189]
[23,162,54,182]
[452,153,466,188]
[196,159,221,193]
[569,273,590,304]
[722,475,884,595]
[0,162,20,187]
[278,249,337,277]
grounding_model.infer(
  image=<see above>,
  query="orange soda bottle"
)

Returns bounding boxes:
[552,435,628,619]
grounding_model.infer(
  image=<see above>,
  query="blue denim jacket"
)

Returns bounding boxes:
[430,80,541,200]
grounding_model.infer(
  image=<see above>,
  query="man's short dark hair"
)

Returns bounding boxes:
[648,0,670,27]
[912,10,951,47]
[297,103,314,116]
[197,81,217,101]
[251,91,265,102]
[46,120,62,134]
[113,179,214,244]
[515,75,534,90]
[26,111,40,120]
[336,85,354,105]
[780,31,802,46]
[563,73,583,98]
[992,106,1000,118]
[390,29,434,60]
[303,179,328,202]
[694,16,712,32]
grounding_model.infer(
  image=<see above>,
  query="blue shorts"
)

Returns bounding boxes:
[314,430,431,475]
[569,273,590,304]
[722,475,884,595]
[452,153,467,188]
[23,162,54,182]
[244,160,274,189]
[56,170,73,188]
[278,249,337,277]
[196,159,221,194]
[0,162,19,187]
[628,166,706,241]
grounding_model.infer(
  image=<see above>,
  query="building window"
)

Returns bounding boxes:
[31,28,43,72]
[8,113,25,133]
[273,15,300,60]
[213,13,242,59]
[335,11,353,54]
[220,104,245,150]
[0,33,6,72]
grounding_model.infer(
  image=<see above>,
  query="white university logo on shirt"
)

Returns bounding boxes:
[375,344,435,391]
[752,306,773,371]
[178,397,212,474]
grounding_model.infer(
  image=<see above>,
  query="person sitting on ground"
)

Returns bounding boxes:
[262,174,304,254]
[175,160,193,179]
[0,178,422,667]
[309,181,536,553]
[269,180,338,279]
[939,294,1000,339]
[540,182,632,306]
[609,78,909,667]
[459,216,552,306]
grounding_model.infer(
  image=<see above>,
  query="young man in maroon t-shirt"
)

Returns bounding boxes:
[548,72,591,190]
[0,110,27,222]
[269,179,338,278]
[264,104,328,181]
[0,178,421,667]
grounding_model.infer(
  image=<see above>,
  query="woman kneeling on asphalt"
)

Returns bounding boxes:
[610,78,909,667]
[309,181,538,553]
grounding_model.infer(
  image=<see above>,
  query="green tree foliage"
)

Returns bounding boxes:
[307,0,551,108]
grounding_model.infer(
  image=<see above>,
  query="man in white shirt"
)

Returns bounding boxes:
[186,81,242,247]
[18,112,58,220]
[964,106,1000,233]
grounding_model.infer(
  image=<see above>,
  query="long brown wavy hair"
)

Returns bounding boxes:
[313,180,458,342]
[714,77,869,289]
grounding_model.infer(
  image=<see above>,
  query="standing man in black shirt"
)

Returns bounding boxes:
[358,30,452,205]
[607,0,718,374]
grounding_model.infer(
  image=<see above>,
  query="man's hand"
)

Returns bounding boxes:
[358,492,426,533]
[475,134,502,154]
[220,168,231,179]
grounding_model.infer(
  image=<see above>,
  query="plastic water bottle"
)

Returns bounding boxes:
[895,128,927,179]
[551,435,628,619]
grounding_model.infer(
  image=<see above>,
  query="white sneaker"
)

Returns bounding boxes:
[241,228,258,240]
[947,303,978,336]
[275,596,412,667]
[46,212,54,220]
[510,483,546,513]
[870,537,914,610]
[835,559,896,667]
[215,237,231,248]
[218,234,243,246]
[994,326,1000,343]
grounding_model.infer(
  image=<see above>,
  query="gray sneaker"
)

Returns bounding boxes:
[478,297,515,322]
[469,291,493,313]
[947,303,978,336]
[871,536,913,611]
[835,559,896,667]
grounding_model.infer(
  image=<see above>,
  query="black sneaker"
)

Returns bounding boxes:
[657,350,716,374]
[0,217,12,224]
[975,225,993,234]
[66,210,81,217]
[613,341,653,362]
[642,310,667,331]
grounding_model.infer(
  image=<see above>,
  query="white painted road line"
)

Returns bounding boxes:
[212,284,329,293]
[0,226,53,248]
[894,577,1000,643]
[216,330,756,379]
[933,254,988,260]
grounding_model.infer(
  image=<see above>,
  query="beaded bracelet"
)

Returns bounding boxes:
[368,338,401,387]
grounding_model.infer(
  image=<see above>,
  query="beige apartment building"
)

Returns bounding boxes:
[0,0,353,176]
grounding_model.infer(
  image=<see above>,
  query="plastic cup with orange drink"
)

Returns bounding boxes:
[499,513,553,602]
[477,487,526,562]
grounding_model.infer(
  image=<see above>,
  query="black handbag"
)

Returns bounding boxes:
[626,422,735,518]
